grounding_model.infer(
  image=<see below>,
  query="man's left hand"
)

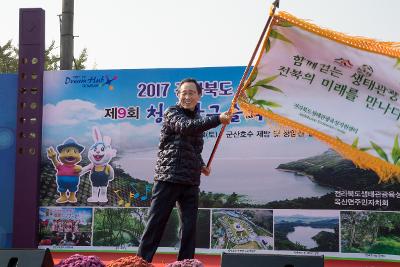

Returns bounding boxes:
[201,166,211,176]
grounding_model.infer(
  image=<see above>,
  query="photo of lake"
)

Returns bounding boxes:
[274,210,339,252]
[287,226,334,249]
[115,134,334,204]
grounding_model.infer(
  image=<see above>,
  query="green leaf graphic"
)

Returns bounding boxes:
[351,137,359,148]
[270,29,292,44]
[246,86,258,100]
[249,68,258,84]
[259,84,284,93]
[245,74,282,110]
[265,38,271,54]
[254,75,279,86]
[252,99,281,108]
[350,137,370,151]
[391,135,400,164]
[370,141,389,162]
[277,20,293,27]
[395,58,400,69]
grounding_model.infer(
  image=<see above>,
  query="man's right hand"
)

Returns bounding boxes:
[219,111,232,125]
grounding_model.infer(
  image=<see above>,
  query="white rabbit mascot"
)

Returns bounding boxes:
[81,127,117,203]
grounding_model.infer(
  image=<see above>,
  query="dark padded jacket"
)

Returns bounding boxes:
[154,105,221,186]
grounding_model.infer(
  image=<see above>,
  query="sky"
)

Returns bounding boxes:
[1,0,399,70]
[274,209,339,218]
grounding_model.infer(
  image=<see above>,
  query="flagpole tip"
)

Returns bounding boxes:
[270,0,280,15]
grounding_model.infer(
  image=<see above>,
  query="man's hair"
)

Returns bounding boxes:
[177,78,202,95]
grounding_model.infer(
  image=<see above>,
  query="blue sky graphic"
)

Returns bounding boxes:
[42,67,247,152]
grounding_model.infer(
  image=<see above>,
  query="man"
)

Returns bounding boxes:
[137,78,232,262]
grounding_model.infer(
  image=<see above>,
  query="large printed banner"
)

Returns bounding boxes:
[38,67,400,261]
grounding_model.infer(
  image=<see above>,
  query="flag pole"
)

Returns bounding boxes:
[207,0,280,168]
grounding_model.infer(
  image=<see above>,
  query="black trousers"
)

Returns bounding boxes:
[137,180,199,262]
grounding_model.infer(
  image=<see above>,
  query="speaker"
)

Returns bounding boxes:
[221,252,324,267]
[0,248,54,267]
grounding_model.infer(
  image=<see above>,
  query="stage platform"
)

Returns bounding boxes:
[52,252,400,267]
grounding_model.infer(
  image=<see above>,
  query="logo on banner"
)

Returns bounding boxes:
[334,58,353,68]
[64,74,118,89]
[100,75,118,90]
[357,64,374,77]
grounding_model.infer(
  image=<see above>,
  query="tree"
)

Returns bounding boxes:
[45,40,61,70]
[0,40,18,73]
[224,192,240,207]
[73,48,88,70]
[0,39,88,73]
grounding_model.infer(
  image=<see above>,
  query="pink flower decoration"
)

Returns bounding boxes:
[165,259,204,267]
[55,254,105,267]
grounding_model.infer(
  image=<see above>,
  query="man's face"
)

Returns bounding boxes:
[178,82,201,111]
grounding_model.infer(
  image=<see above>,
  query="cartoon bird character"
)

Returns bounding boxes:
[47,138,85,203]
[81,127,117,203]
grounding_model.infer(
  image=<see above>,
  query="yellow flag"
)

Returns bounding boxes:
[239,11,400,182]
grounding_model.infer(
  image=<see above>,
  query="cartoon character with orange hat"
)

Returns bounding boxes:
[47,138,85,203]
